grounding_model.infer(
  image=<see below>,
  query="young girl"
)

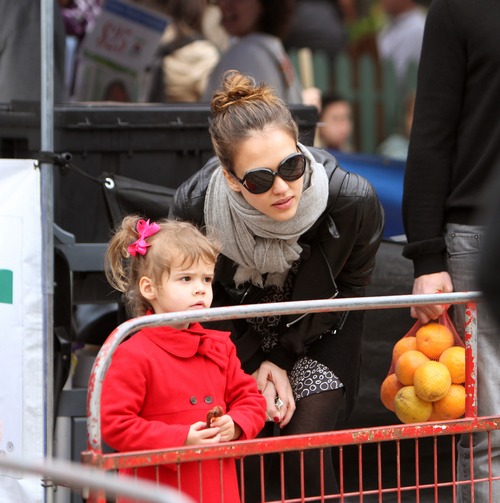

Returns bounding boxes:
[101,216,266,503]
[170,71,385,501]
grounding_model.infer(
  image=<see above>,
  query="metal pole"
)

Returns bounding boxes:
[41,0,55,502]
[464,301,478,417]
[0,456,193,503]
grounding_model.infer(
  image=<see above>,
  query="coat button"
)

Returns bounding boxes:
[204,396,213,404]
[190,396,197,405]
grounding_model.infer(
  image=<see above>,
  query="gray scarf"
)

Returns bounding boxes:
[204,144,329,288]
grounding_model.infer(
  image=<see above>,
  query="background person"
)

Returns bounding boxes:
[101,216,266,503]
[284,0,356,61]
[146,0,220,103]
[170,71,384,502]
[402,0,500,500]
[59,0,102,41]
[317,93,354,152]
[377,91,415,161]
[202,0,303,104]
[0,0,67,102]
[376,0,426,90]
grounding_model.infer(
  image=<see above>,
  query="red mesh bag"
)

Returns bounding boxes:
[387,309,464,375]
[381,310,467,422]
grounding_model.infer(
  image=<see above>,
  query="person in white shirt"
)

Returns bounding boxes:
[376,0,427,88]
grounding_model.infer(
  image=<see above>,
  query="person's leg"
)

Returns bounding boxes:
[280,388,344,501]
[446,223,500,503]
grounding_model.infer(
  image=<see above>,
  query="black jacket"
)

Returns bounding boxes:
[169,147,384,415]
[402,0,500,277]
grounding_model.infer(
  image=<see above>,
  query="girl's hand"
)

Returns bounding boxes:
[185,421,221,446]
[252,361,296,427]
[208,415,242,442]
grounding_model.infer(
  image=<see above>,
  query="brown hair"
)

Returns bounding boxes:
[209,70,299,171]
[169,0,205,36]
[257,0,296,39]
[105,215,221,317]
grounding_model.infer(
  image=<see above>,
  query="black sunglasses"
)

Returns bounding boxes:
[230,152,307,194]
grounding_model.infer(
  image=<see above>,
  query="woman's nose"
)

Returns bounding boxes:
[272,174,289,193]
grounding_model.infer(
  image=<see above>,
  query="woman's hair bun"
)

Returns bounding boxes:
[211,70,272,115]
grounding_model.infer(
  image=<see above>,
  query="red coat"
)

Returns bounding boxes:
[101,322,266,503]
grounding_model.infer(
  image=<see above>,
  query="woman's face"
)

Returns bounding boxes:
[223,128,304,222]
[218,0,263,37]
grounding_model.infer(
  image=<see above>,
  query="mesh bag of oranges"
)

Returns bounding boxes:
[380,310,466,424]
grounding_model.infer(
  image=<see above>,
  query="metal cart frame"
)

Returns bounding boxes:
[82,292,500,502]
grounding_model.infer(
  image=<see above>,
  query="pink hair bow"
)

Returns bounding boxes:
[127,219,161,257]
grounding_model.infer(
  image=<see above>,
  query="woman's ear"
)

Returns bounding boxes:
[139,276,156,301]
[222,168,242,193]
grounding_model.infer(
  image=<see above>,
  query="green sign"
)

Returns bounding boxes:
[0,269,13,304]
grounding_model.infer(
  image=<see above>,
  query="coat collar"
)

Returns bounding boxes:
[141,323,230,369]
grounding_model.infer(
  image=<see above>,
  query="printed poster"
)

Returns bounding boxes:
[73,0,169,102]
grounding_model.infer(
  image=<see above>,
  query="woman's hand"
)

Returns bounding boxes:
[252,361,295,427]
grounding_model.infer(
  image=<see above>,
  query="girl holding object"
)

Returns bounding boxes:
[101,216,266,503]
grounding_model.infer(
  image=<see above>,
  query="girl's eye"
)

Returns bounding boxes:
[180,276,191,282]
[204,277,213,284]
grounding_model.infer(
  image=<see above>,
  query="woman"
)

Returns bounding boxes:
[202,0,303,104]
[170,70,384,501]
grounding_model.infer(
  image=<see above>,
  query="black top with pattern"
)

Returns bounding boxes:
[246,260,343,402]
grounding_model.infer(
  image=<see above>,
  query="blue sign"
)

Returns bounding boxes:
[328,150,406,240]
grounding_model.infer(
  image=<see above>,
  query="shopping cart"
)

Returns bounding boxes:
[82,292,500,502]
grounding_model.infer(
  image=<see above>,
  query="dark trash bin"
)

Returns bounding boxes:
[0,101,318,243]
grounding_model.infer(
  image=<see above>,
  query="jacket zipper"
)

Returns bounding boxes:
[286,239,340,328]
[240,286,251,305]
[285,287,339,328]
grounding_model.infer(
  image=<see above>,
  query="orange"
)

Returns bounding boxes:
[413,360,451,402]
[380,373,404,412]
[416,322,455,359]
[427,409,442,422]
[395,349,429,385]
[392,336,417,365]
[439,346,466,384]
[394,386,433,424]
[432,384,466,420]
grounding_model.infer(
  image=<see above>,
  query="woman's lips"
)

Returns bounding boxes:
[272,196,293,209]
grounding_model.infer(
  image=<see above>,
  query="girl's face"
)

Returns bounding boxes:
[218,0,262,37]
[140,257,215,329]
[223,128,304,221]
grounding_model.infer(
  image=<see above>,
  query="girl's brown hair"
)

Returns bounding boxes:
[105,215,221,317]
[209,70,299,171]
